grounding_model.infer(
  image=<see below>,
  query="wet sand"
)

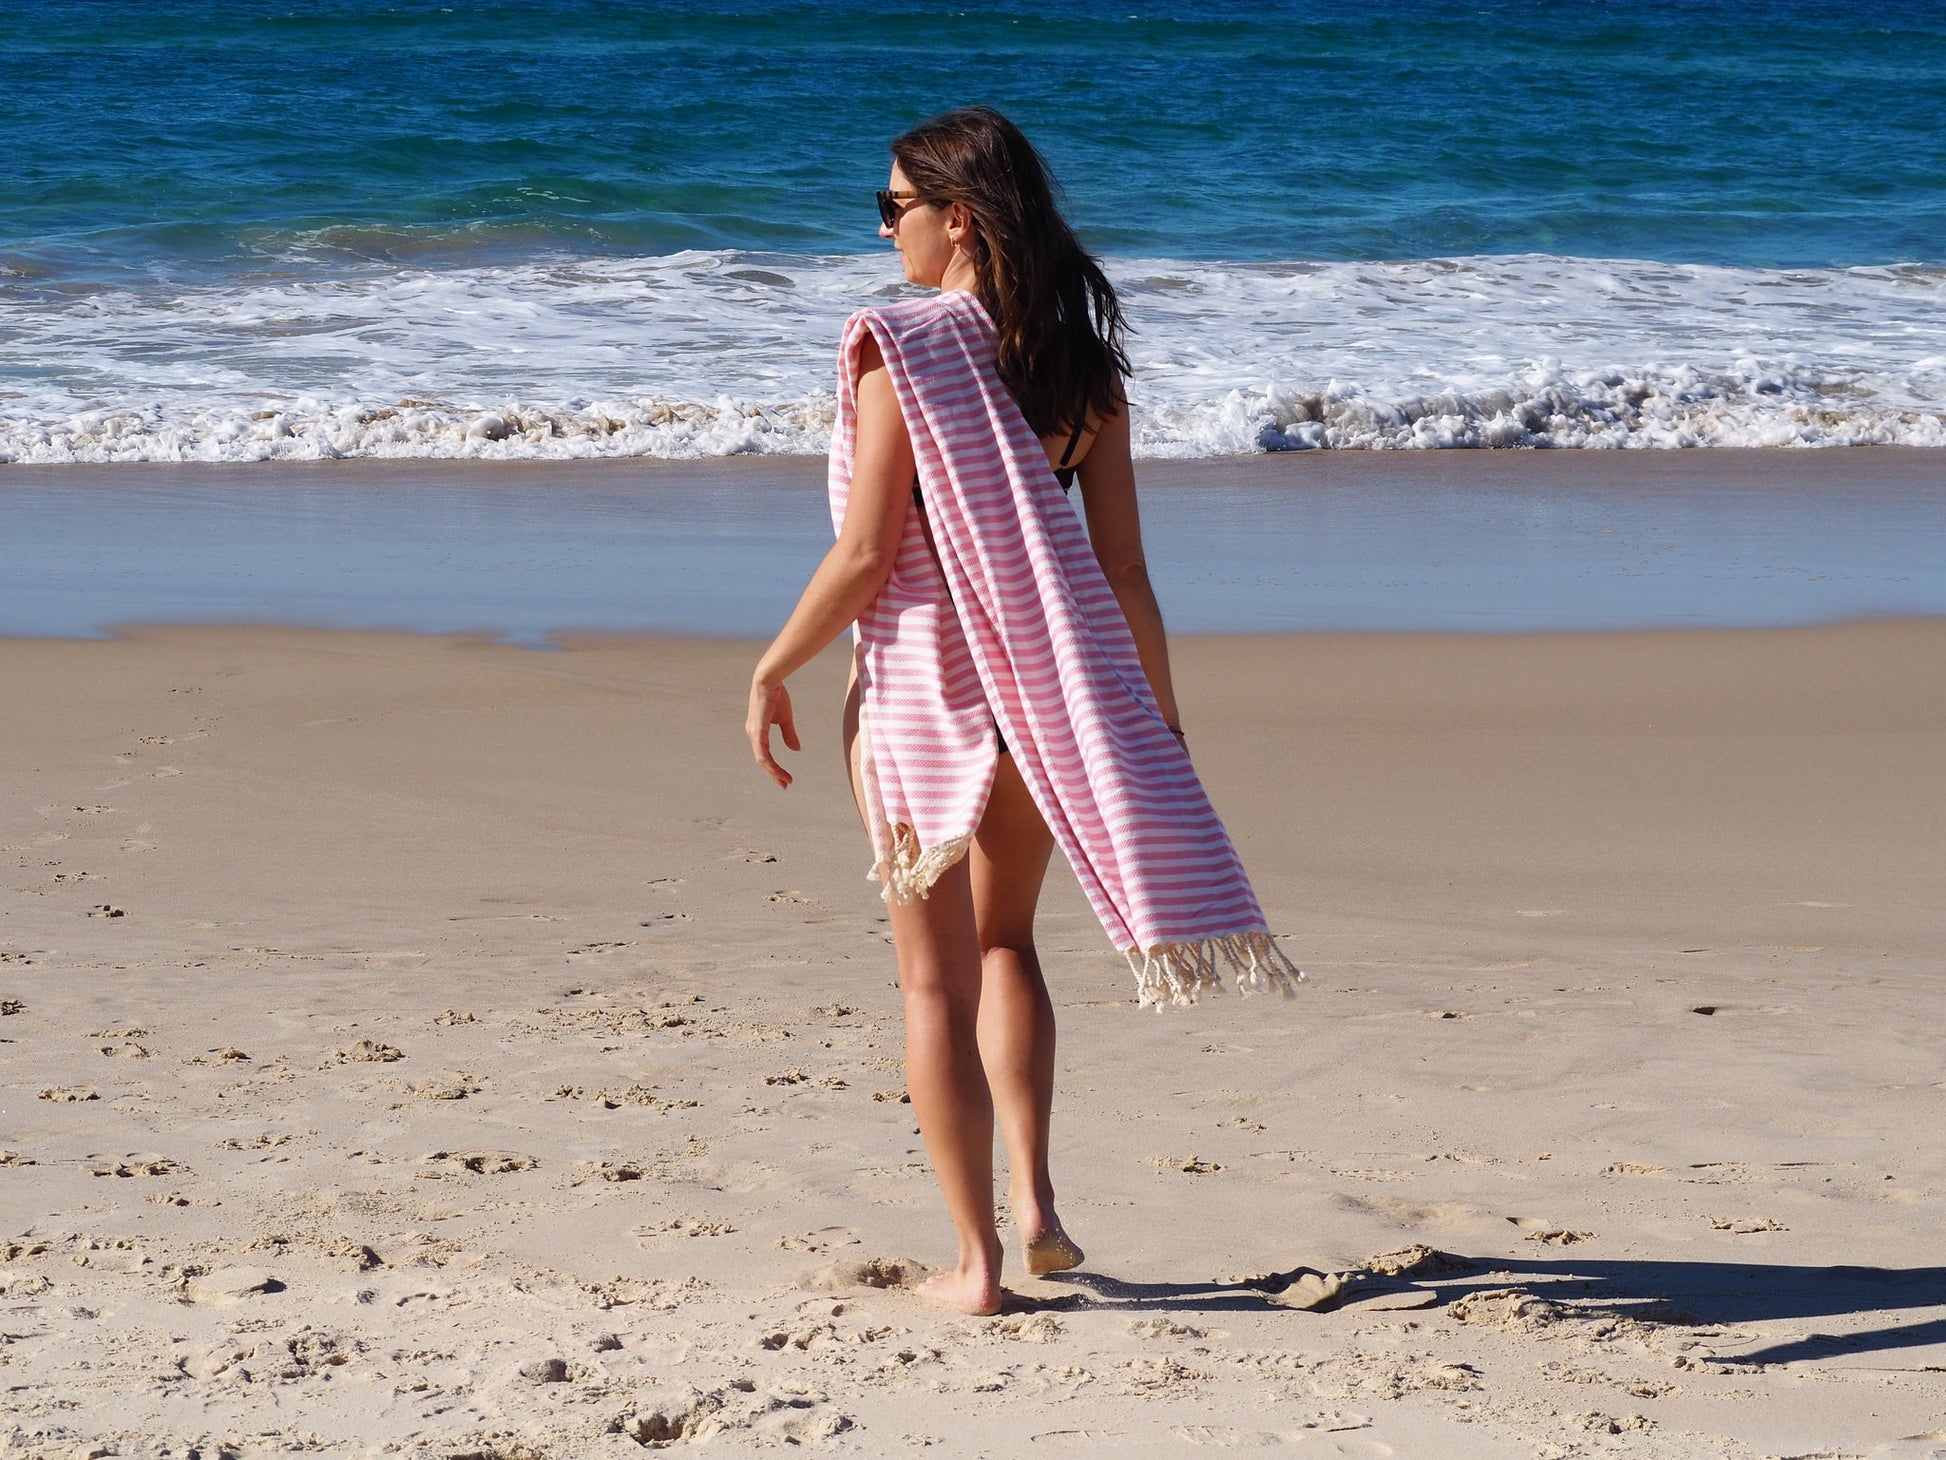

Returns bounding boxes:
[3,448,1944,642]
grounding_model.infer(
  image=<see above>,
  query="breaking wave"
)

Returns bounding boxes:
[3,251,1942,463]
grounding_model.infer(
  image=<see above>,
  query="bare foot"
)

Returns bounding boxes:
[1023,1226,1085,1276]
[919,1266,1003,1316]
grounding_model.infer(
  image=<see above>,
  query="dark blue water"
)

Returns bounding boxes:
[6,0,1944,285]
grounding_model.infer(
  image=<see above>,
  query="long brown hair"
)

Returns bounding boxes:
[891,106,1130,438]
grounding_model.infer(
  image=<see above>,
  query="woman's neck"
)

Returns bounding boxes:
[939,252,980,296]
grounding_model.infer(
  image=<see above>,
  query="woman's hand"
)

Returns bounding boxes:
[742,329,912,793]
[747,674,801,789]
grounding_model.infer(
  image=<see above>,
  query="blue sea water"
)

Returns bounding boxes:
[3,0,1945,460]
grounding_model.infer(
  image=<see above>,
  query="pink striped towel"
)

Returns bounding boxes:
[831,291,1301,1007]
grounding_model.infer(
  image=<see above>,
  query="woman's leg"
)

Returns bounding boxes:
[844,671,1003,1314]
[885,859,1004,1314]
[970,754,1083,1274]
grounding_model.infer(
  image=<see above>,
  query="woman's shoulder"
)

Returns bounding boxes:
[845,292,987,344]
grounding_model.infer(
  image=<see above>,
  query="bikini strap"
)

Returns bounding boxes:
[1056,414,1086,469]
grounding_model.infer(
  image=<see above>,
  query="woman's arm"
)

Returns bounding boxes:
[747,333,914,789]
[1072,401,1183,734]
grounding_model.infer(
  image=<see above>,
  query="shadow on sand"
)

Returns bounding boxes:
[1031,1257,1946,1367]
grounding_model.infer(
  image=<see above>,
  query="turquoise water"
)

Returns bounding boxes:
[3,1,1945,460]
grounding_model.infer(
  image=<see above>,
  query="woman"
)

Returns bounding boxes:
[746,107,1297,1316]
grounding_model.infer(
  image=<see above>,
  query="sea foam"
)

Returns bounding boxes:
[2,251,1941,464]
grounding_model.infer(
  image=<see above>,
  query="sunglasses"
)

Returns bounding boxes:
[876,189,925,229]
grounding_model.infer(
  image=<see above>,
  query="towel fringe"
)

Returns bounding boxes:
[868,822,973,907]
[1124,931,1305,1010]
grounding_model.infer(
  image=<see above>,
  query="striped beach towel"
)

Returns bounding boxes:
[830,291,1301,1008]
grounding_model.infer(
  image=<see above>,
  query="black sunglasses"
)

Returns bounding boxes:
[876,189,925,229]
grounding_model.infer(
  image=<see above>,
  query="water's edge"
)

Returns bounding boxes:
[5,450,1942,643]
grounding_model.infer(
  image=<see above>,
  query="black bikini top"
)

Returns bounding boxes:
[1051,414,1087,493]
[913,415,1088,504]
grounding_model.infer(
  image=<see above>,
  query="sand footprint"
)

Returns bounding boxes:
[1172,1424,1381,1450]
[419,1149,536,1175]
[1172,1427,1286,1448]
[214,1131,293,1150]
[777,1227,859,1255]
[801,1256,930,1298]
[1709,1216,1786,1234]
[333,1038,403,1064]
[1506,1215,1588,1243]
[1263,1270,1347,1311]
[1028,1433,1125,1450]
[1129,1318,1211,1340]
[632,1218,736,1239]
[403,1072,482,1100]
[1148,1154,1224,1174]
[1356,1246,1468,1279]
[574,1159,648,1182]
[88,1153,188,1178]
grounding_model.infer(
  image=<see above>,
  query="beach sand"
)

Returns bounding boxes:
[3,620,1944,1457]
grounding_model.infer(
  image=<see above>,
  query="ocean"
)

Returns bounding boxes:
[4,0,1945,463]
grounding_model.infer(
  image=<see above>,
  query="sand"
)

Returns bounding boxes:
[3,620,1944,1458]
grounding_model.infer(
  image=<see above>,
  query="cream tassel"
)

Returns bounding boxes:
[868,822,974,907]
[1124,931,1305,1010]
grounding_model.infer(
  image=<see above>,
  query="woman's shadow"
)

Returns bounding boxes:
[1028,1255,1946,1367]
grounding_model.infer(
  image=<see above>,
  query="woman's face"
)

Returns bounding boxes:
[881,161,960,288]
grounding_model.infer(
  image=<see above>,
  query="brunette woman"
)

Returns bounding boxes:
[747,107,1293,1316]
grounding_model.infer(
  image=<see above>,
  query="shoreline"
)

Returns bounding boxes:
[8,440,1946,476]
[5,448,1944,642]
